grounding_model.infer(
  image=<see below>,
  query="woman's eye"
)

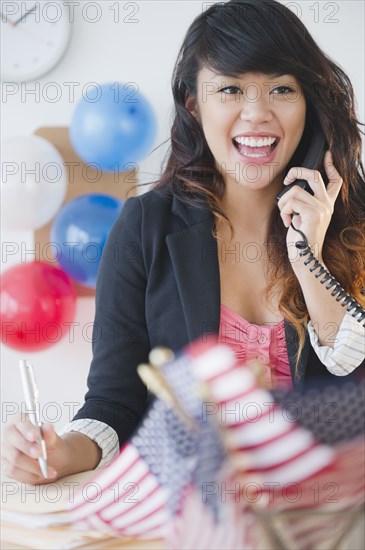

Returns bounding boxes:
[219,86,242,95]
[272,86,295,94]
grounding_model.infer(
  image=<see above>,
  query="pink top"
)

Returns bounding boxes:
[218,303,293,390]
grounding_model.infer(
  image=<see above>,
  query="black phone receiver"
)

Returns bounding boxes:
[275,121,327,203]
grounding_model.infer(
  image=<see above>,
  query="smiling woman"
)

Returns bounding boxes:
[1,0,364,493]
[139,0,365,377]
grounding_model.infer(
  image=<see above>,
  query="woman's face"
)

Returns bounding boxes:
[186,67,306,193]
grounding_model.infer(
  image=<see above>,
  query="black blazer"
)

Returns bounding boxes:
[73,186,363,446]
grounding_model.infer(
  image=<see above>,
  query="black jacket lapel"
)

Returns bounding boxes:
[166,196,221,343]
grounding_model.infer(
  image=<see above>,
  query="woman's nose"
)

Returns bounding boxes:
[239,88,273,124]
[240,103,273,124]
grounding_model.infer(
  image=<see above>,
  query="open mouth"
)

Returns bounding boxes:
[232,138,279,158]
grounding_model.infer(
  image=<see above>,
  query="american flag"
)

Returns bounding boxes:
[68,342,231,544]
[67,337,365,550]
[187,339,365,549]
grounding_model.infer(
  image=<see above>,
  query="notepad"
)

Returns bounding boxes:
[1,471,164,549]
[2,471,96,515]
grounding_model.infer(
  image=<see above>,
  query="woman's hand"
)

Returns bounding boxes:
[1,412,72,485]
[277,150,343,265]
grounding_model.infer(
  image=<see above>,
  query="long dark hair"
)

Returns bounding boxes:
[130,0,365,375]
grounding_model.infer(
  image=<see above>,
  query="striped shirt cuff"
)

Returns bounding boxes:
[307,310,365,376]
[58,419,120,469]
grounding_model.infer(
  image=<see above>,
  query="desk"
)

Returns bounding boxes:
[1,471,165,550]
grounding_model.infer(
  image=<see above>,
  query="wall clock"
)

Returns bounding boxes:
[1,1,71,82]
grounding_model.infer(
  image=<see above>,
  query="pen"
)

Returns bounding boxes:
[19,360,48,478]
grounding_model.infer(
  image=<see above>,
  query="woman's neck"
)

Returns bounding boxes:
[218,184,279,240]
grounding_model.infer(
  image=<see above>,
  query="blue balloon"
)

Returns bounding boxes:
[70,82,157,172]
[50,194,123,288]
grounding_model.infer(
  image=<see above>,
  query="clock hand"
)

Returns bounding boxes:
[7,21,52,47]
[0,10,15,26]
[13,3,37,26]
[3,4,50,46]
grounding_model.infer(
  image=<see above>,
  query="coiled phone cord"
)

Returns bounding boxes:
[290,222,365,327]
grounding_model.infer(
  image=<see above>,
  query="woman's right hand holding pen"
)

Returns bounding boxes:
[1,412,71,484]
[1,413,103,485]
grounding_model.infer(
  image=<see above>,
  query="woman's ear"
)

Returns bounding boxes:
[185,93,200,121]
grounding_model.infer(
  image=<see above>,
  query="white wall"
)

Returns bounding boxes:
[1,1,364,433]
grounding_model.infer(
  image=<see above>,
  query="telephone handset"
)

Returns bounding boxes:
[275,121,365,328]
[275,119,327,203]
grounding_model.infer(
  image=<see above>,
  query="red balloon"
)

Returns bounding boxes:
[0,261,77,352]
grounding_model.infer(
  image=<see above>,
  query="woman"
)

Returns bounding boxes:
[2,0,364,485]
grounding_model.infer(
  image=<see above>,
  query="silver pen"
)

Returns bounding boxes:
[19,360,48,478]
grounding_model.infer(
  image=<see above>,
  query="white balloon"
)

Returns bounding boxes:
[1,135,67,231]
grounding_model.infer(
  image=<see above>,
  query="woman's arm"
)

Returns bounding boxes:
[291,255,347,347]
[58,419,119,469]
[70,196,151,447]
[278,151,364,362]
[278,151,365,376]
[59,431,103,477]
[292,255,364,375]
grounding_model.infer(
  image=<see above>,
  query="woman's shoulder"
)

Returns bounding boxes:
[123,186,174,216]
[120,185,213,233]
[117,186,186,240]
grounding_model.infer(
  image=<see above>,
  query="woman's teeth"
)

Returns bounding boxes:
[233,136,277,147]
[233,136,277,158]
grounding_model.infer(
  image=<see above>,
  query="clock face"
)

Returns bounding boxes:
[1,1,71,82]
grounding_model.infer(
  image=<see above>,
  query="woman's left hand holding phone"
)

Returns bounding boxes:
[277,150,343,264]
